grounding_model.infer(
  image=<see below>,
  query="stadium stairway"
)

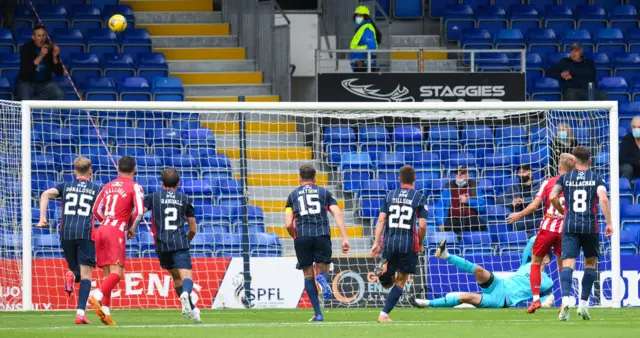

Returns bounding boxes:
[391,35,457,72]
[122,0,279,102]
[202,114,370,255]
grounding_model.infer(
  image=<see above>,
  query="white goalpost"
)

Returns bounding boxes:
[1,100,622,311]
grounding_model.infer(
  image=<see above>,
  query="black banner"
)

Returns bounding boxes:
[318,73,525,102]
[325,257,426,308]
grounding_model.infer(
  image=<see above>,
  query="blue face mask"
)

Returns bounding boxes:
[558,131,568,139]
[355,17,364,25]
[633,128,640,139]
[455,179,467,187]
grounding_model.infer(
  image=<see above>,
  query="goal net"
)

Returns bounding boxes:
[0,100,622,311]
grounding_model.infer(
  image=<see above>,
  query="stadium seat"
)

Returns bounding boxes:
[585,52,613,81]
[86,28,119,59]
[0,53,19,86]
[152,77,184,101]
[118,77,151,101]
[212,233,242,257]
[427,125,460,161]
[461,28,493,50]
[410,151,441,171]
[475,5,508,37]
[198,152,232,180]
[461,232,494,255]
[393,126,423,160]
[497,231,528,254]
[525,53,544,86]
[618,230,638,255]
[358,180,387,198]
[70,53,101,88]
[356,125,389,162]
[393,0,422,18]
[84,76,117,101]
[562,0,589,11]
[595,28,627,59]
[576,5,608,36]
[426,232,460,256]
[614,52,640,82]
[376,152,406,190]
[443,4,475,41]
[594,0,622,13]
[138,53,169,85]
[494,28,526,52]
[32,234,64,258]
[544,5,576,39]
[340,153,373,192]
[430,0,457,18]
[182,128,215,148]
[149,128,181,148]
[70,4,102,35]
[509,5,541,34]
[38,5,70,30]
[249,232,282,257]
[0,29,15,54]
[610,5,639,31]
[0,77,12,101]
[474,52,511,72]
[13,5,34,31]
[622,204,640,234]
[528,0,558,12]
[121,29,152,60]
[527,28,559,55]
[324,126,356,167]
[52,28,85,60]
[561,29,594,53]
[102,53,136,84]
[495,126,527,144]
[530,77,562,101]
[598,76,630,101]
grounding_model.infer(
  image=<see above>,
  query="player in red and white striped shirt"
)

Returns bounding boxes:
[507,153,576,314]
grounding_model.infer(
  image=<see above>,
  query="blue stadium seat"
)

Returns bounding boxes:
[562,29,594,53]
[584,52,613,81]
[13,5,34,31]
[112,127,146,146]
[84,76,117,101]
[594,0,622,13]
[614,52,640,82]
[103,4,136,28]
[495,126,527,144]
[525,53,544,86]
[461,232,494,255]
[426,232,460,256]
[358,179,387,198]
[0,53,19,86]
[595,28,626,59]
[544,5,576,38]
[475,52,512,72]
[494,28,526,51]
[410,151,441,171]
[610,5,639,31]
[340,153,373,192]
[138,52,169,84]
[150,128,181,147]
[70,4,102,35]
[52,28,84,60]
[70,53,101,88]
[528,0,558,12]
[630,79,640,101]
[561,0,589,11]
[116,145,146,157]
[356,125,389,162]
[393,0,422,18]
[482,152,512,187]
[427,125,460,161]
[118,76,151,101]
[181,178,214,196]
[393,126,423,160]
[461,28,493,50]
[212,233,242,257]
[599,76,630,101]
[530,77,561,101]
[527,28,559,55]
[164,154,197,169]
[121,29,152,60]
[376,152,406,190]
[324,126,356,167]
[476,5,508,37]
[102,53,136,84]
[497,231,528,254]
[0,77,12,101]
[0,29,15,54]
[54,76,78,100]
[443,4,475,42]
[618,230,638,255]
[628,28,640,54]
[182,128,215,148]
[249,232,282,257]
[214,179,243,199]
[430,0,457,18]
[620,177,634,205]
[33,234,64,258]
[509,5,541,35]
[576,5,608,36]
[86,28,119,59]
[152,76,184,101]
[621,204,640,234]
[39,5,70,30]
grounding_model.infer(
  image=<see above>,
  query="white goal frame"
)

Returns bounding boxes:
[19,100,622,310]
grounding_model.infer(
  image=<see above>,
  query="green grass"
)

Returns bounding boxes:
[1,308,639,338]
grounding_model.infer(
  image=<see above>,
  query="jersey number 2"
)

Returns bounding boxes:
[164,207,178,231]
[389,205,413,229]
[298,194,321,216]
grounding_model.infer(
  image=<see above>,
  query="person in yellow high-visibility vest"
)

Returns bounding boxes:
[350,5,382,72]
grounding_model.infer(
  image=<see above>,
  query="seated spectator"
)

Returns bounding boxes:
[16,25,64,101]
[550,122,578,176]
[548,42,607,101]
[620,116,640,182]
[435,165,487,233]
[497,164,542,232]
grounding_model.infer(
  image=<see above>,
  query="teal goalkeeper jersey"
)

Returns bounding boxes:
[504,263,553,307]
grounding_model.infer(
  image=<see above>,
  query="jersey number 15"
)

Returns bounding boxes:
[298,194,321,216]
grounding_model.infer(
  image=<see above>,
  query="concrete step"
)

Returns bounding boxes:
[392,35,441,48]
[391,59,459,72]
[186,96,279,102]
[174,72,263,85]
[138,23,230,36]
[201,120,296,134]
[217,134,306,149]
[121,0,212,12]
[135,11,223,24]
[184,84,271,97]
[280,237,372,256]
[169,60,255,73]
[217,147,312,160]
[263,210,359,227]
[153,36,238,49]
[247,185,338,200]
[157,48,245,61]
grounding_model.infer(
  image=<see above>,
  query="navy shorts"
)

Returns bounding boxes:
[61,239,96,275]
[157,249,193,270]
[294,235,332,270]
[385,251,418,275]
[561,232,599,259]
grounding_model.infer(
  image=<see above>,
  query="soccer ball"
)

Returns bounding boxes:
[108,14,127,33]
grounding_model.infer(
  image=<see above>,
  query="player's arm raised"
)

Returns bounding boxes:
[549,184,564,215]
[329,204,350,254]
[597,182,614,237]
[37,187,60,228]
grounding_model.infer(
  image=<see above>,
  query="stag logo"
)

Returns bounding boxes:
[341,79,415,102]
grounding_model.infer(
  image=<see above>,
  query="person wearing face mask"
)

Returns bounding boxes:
[551,122,578,176]
[435,165,487,234]
[547,42,608,101]
[498,165,542,232]
[350,6,382,73]
[619,116,640,182]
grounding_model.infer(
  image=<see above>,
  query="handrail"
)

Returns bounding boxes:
[318,48,527,53]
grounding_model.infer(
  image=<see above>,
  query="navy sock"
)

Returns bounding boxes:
[581,268,596,302]
[182,278,193,294]
[319,272,330,283]
[382,285,403,314]
[77,279,91,311]
[304,277,322,316]
[560,267,574,297]
[174,286,183,297]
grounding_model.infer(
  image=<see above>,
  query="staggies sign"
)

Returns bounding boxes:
[318,73,525,102]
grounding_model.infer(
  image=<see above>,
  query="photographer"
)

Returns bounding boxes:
[16,25,64,101]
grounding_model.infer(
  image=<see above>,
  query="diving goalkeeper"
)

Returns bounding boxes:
[410,236,553,308]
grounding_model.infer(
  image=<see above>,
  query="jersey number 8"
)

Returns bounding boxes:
[389,205,413,230]
[572,189,587,213]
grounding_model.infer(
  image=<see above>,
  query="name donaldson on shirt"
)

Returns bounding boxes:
[64,186,96,194]
[420,86,506,98]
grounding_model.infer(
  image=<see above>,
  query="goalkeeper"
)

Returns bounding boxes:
[410,236,553,308]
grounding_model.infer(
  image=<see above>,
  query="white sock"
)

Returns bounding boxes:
[562,296,571,307]
[180,291,189,299]
[380,311,388,317]
[102,306,110,315]
[579,300,589,308]
[532,295,540,302]
[76,309,85,316]
[93,290,103,301]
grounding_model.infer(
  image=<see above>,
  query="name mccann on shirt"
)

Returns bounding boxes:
[65,186,96,194]
[161,199,183,206]
[103,187,128,197]
[392,198,414,205]
[564,181,596,187]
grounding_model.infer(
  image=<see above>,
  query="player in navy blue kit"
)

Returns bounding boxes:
[550,146,613,321]
[284,164,350,322]
[143,168,200,323]
[37,156,101,325]
[370,165,427,322]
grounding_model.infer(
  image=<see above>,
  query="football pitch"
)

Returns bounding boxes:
[0,308,639,338]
